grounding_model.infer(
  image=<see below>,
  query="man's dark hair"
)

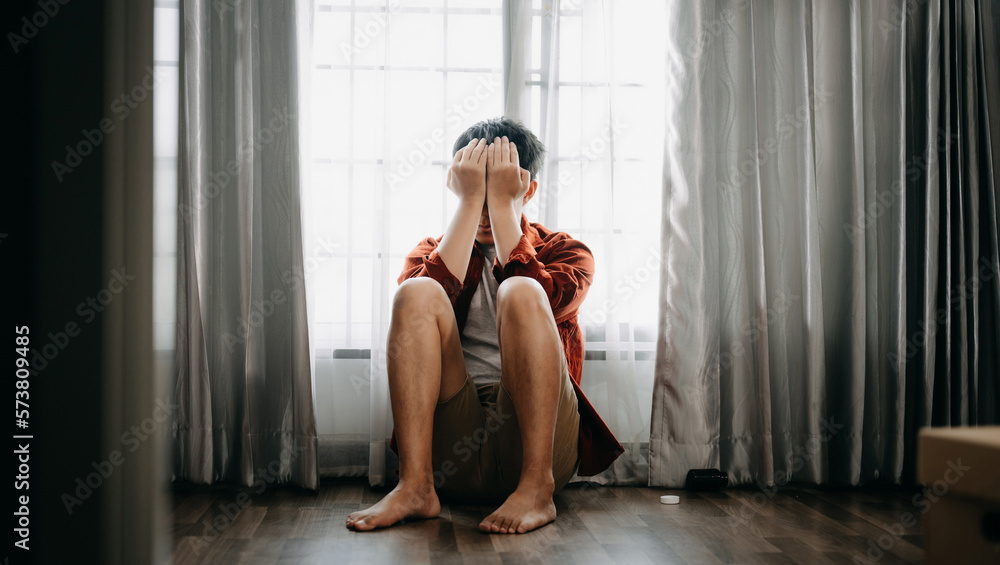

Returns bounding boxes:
[452,117,546,180]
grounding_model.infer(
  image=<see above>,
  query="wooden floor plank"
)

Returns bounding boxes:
[635,514,728,565]
[621,528,691,565]
[251,503,301,539]
[232,538,287,565]
[175,536,237,565]
[169,491,219,525]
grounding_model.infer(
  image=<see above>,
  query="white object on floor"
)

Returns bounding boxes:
[660,495,680,505]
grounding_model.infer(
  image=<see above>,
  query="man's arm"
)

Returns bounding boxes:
[485,136,531,266]
[485,136,594,323]
[436,137,488,279]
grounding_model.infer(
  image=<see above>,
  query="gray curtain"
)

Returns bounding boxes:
[174,0,318,489]
[651,0,1000,487]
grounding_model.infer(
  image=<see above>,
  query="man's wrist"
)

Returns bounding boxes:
[486,191,519,206]
[487,198,523,222]
[458,192,485,208]
[487,198,521,223]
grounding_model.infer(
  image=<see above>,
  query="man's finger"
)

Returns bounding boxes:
[461,137,479,162]
[455,137,477,164]
[501,136,510,163]
[472,137,487,163]
[509,141,519,169]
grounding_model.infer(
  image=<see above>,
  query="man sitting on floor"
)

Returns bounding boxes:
[346,118,623,534]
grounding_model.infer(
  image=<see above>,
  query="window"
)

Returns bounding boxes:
[153,1,179,375]
[526,0,666,363]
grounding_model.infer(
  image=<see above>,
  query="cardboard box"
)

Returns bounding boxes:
[918,426,1000,564]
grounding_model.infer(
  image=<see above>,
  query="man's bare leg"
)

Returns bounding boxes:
[479,276,564,534]
[346,278,468,531]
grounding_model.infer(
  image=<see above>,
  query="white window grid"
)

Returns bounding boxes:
[154,0,180,353]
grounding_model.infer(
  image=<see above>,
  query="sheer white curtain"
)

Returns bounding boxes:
[304,0,664,486]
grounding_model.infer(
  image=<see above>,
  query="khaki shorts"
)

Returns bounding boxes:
[431,360,581,502]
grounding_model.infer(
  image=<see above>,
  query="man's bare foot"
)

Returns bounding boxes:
[478,480,557,534]
[346,480,440,531]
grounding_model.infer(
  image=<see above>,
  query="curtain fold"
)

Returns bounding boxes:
[651,0,1000,488]
[174,0,319,489]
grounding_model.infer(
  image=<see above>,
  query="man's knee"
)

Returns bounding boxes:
[393,277,450,316]
[497,276,550,321]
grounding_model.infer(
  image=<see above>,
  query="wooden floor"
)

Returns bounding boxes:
[171,481,926,564]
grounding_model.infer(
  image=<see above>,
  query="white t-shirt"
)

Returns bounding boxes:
[460,245,502,385]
